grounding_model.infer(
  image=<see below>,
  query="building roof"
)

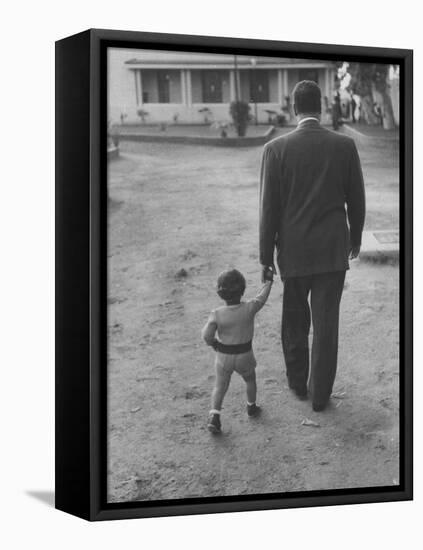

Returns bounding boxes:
[124,51,334,69]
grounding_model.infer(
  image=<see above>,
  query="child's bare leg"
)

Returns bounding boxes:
[242,371,257,404]
[211,367,231,411]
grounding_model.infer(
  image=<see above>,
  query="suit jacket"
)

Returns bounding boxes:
[259,120,365,278]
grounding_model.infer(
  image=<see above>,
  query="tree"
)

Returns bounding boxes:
[346,63,396,129]
[373,64,396,130]
[347,63,379,125]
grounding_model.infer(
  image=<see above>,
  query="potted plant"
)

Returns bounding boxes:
[229,101,250,137]
[264,109,278,124]
[136,108,149,124]
[275,113,286,127]
[107,121,119,148]
[211,120,231,138]
[198,107,212,124]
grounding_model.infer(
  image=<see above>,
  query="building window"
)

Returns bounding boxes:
[141,69,181,103]
[298,69,319,84]
[157,71,171,103]
[201,70,224,103]
[249,70,269,103]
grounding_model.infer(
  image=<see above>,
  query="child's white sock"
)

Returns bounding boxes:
[209,409,221,415]
[247,401,256,406]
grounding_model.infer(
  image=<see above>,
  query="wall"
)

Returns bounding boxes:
[108,48,140,124]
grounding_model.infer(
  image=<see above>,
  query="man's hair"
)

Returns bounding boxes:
[216,269,246,301]
[293,80,322,114]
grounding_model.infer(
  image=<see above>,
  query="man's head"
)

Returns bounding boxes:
[293,80,322,118]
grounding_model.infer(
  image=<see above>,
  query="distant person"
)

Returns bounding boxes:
[374,102,383,125]
[259,80,366,412]
[201,268,273,433]
[332,91,342,130]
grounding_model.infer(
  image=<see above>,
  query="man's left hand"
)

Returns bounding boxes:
[349,245,361,259]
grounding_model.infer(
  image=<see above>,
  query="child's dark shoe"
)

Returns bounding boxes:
[207,413,222,434]
[247,403,262,417]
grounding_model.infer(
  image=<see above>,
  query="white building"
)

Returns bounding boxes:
[108,48,337,126]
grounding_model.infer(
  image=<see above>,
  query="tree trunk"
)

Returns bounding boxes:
[380,83,396,130]
[373,65,396,130]
[360,94,379,125]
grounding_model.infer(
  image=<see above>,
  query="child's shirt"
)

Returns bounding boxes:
[201,281,272,347]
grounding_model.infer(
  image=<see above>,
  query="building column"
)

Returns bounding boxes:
[325,68,330,100]
[229,70,236,101]
[283,69,288,100]
[133,70,138,105]
[186,69,192,105]
[181,69,187,105]
[137,70,143,106]
[277,69,283,103]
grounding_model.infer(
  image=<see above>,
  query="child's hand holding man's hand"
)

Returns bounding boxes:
[261,264,275,283]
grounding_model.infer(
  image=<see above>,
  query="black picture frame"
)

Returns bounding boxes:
[55,28,413,521]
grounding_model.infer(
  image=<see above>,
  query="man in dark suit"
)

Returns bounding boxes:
[259,80,365,412]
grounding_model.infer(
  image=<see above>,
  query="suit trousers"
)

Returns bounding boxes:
[281,271,346,406]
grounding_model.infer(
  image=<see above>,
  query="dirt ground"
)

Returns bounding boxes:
[107,133,399,503]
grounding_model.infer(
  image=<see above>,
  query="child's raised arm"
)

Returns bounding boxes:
[201,311,218,347]
[248,280,273,315]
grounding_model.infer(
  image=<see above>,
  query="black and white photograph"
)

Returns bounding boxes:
[106,47,401,504]
[2,0,421,543]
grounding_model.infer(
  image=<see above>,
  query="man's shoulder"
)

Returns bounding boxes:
[263,127,356,159]
[264,129,298,154]
[323,127,356,146]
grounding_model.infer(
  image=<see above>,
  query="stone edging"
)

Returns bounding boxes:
[360,230,399,265]
[107,146,119,160]
[115,126,275,147]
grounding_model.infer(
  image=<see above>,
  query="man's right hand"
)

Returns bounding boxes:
[261,264,276,283]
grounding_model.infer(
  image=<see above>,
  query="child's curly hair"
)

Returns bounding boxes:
[216,269,246,302]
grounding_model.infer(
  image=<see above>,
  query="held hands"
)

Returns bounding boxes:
[349,245,361,260]
[261,264,276,283]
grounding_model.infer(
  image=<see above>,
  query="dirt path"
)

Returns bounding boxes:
[107,140,399,503]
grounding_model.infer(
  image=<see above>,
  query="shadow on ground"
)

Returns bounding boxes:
[26,490,55,507]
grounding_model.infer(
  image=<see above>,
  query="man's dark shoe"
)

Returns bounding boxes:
[207,413,221,434]
[312,402,327,412]
[247,404,262,417]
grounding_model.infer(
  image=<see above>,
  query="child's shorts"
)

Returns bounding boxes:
[215,350,256,378]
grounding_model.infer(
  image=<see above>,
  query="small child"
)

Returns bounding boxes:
[201,268,273,434]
